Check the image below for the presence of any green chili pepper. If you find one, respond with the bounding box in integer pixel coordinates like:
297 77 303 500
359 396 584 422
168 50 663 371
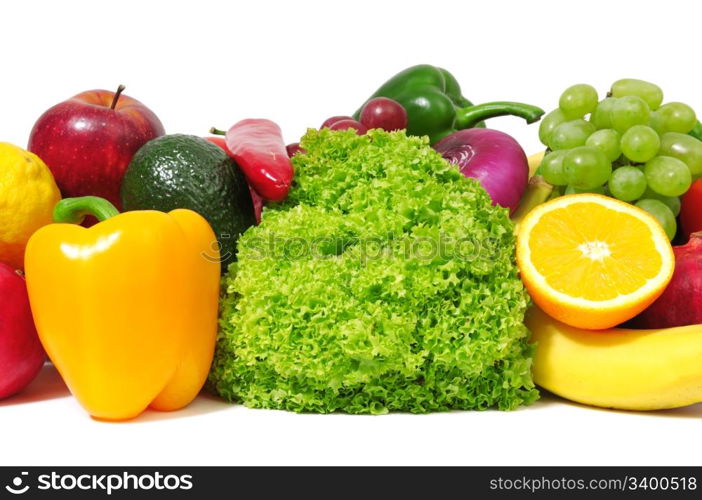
353 64 545 144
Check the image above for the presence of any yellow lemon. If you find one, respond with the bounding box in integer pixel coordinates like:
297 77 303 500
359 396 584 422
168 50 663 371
0 143 61 269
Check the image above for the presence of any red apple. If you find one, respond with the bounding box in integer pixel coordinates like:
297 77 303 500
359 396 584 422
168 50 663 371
28 85 165 210
0 262 45 400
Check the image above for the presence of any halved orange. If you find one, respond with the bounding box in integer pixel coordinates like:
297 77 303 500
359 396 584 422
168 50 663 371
516 194 674 330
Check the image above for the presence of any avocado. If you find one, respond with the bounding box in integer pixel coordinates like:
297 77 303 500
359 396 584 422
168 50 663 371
121 134 255 272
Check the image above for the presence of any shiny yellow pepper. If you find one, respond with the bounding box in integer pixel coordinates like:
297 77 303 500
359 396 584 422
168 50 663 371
25 196 221 420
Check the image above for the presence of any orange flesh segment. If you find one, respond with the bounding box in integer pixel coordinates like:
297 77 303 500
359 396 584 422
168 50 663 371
528 201 664 301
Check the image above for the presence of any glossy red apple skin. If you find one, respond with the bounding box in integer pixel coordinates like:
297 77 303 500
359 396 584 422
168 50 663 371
28 89 165 210
0 263 45 400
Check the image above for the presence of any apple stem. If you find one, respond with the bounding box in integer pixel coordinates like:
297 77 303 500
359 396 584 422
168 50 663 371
110 85 126 110
210 127 226 136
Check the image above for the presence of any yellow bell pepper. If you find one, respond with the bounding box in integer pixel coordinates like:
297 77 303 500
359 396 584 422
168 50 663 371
24 196 221 421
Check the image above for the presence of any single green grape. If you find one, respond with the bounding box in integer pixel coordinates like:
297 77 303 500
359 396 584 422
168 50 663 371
610 96 651 134
635 199 677 240
564 185 606 195
610 79 664 110
590 98 617 129
540 151 569 186
538 108 568 146
559 84 599 119
585 129 621 162
620 125 660 163
607 166 647 201
658 132 702 178
548 119 597 150
650 102 697 134
641 187 681 216
644 155 692 197
563 146 612 190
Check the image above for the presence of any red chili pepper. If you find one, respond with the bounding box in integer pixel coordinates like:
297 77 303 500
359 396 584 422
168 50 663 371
204 135 264 224
223 119 293 203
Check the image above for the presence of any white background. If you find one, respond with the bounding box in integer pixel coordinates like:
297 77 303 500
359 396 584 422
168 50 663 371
1 0 701 466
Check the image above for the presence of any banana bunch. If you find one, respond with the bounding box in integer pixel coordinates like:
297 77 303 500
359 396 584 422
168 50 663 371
527 150 545 179
511 152 552 232
526 306 702 410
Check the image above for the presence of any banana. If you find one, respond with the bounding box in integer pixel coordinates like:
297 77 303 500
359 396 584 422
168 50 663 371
525 306 702 410
527 150 545 179
510 175 553 232
511 152 552 232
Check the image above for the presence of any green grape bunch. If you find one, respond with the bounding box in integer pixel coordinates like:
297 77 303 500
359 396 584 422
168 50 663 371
538 78 702 241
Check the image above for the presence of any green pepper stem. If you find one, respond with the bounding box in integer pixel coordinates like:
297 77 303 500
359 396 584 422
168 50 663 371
53 196 120 224
210 127 226 136
455 102 545 129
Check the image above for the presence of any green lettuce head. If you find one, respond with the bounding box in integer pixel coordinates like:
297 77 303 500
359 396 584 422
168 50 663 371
209 128 538 414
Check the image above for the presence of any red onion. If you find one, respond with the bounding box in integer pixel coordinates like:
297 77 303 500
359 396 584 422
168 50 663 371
433 128 529 214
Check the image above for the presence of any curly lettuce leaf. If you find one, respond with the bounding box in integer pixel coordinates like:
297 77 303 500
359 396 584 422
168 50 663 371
209 129 538 413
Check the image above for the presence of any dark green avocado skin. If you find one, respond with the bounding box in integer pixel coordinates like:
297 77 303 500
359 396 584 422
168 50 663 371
121 134 256 272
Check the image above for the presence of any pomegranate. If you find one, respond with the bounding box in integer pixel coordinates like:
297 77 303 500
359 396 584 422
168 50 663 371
633 232 702 328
